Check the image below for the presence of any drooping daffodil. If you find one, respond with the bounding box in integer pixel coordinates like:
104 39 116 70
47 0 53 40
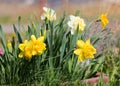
99 13 109 29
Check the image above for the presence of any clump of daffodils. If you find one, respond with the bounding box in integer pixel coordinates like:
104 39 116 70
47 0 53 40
68 15 86 35
41 7 56 22
99 13 109 29
18 35 46 60
74 39 96 62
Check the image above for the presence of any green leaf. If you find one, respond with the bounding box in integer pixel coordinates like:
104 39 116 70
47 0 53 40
13 24 22 43
35 22 41 37
60 33 67 63
0 55 5 65
68 58 72 73
18 16 21 31
0 25 9 59
0 25 7 50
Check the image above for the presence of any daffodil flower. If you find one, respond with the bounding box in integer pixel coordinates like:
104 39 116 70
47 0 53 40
74 39 96 62
7 42 12 53
41 7 56 22
18 35 46 60
99 13 109 29
7 42 12 47
68 15 86 35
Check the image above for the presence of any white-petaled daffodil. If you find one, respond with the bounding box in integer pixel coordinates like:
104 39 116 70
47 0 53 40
41 7 56 22
68 15 86 35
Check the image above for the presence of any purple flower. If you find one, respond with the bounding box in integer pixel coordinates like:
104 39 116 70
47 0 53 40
0 48 4 55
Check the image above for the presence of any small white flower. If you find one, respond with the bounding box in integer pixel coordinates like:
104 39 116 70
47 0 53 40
41 7 56 22
68 15 86 35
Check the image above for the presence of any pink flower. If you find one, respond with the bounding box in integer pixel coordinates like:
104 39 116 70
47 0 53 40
0 48 4 55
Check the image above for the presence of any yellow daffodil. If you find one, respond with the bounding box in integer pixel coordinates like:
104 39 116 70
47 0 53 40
99 13 109 29
74 39 96 62
68 15 86 35
7 42 12 47
30 35 46 55
41 7 56 22
18 35 46 60
7 42 12 53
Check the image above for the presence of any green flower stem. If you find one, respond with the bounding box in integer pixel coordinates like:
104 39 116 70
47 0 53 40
47 21 54 69
49 22 53 57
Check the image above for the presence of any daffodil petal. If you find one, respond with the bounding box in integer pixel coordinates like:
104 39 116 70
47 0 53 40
31 35 36 41
18 52 23 58
43 7 49 12
86 39 90 45
78 55 84 62
77 40 85 48
38 36 44 42
74 49 82 55
19 44 25 51
70 15 75 20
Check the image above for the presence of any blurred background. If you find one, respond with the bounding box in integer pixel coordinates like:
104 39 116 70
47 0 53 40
0 0 120 33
